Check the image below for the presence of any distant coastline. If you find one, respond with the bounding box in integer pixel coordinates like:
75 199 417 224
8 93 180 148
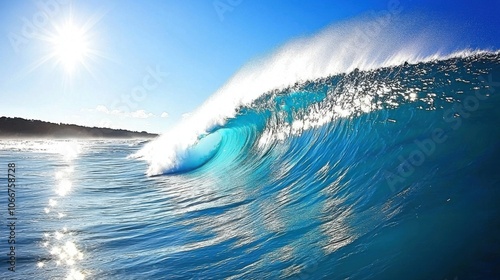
0 117 158 139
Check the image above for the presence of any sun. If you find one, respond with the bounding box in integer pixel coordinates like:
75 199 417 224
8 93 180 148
23 12 105 81
51 22 90 73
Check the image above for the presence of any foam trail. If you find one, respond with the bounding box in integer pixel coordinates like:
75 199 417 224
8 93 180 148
136 15 466 176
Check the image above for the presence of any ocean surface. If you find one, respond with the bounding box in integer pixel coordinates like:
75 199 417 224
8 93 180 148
1 52 500 279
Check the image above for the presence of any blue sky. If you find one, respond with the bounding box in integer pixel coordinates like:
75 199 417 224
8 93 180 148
0 0 499 133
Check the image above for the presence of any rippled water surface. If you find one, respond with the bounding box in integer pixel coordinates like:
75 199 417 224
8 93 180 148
1 53 500 279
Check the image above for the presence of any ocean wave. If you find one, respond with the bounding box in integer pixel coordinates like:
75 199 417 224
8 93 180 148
134 14 498 176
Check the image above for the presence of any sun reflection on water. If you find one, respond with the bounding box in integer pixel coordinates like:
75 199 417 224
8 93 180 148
56 179 73 196
38 141 87 279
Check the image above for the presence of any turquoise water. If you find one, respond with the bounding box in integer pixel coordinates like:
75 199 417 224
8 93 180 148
1 53 500 279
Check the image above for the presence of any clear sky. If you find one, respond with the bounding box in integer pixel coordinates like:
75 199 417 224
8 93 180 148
1 0 499 133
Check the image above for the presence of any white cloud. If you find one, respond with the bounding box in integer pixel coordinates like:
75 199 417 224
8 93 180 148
92 105 155 119
95 105 110 114
131 110 154 119
160 112 169 118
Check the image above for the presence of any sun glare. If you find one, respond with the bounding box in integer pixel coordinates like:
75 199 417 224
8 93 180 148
24 10 106 81
51 22 89 73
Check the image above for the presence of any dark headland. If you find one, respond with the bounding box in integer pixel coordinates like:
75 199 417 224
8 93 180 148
0 117 158 139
